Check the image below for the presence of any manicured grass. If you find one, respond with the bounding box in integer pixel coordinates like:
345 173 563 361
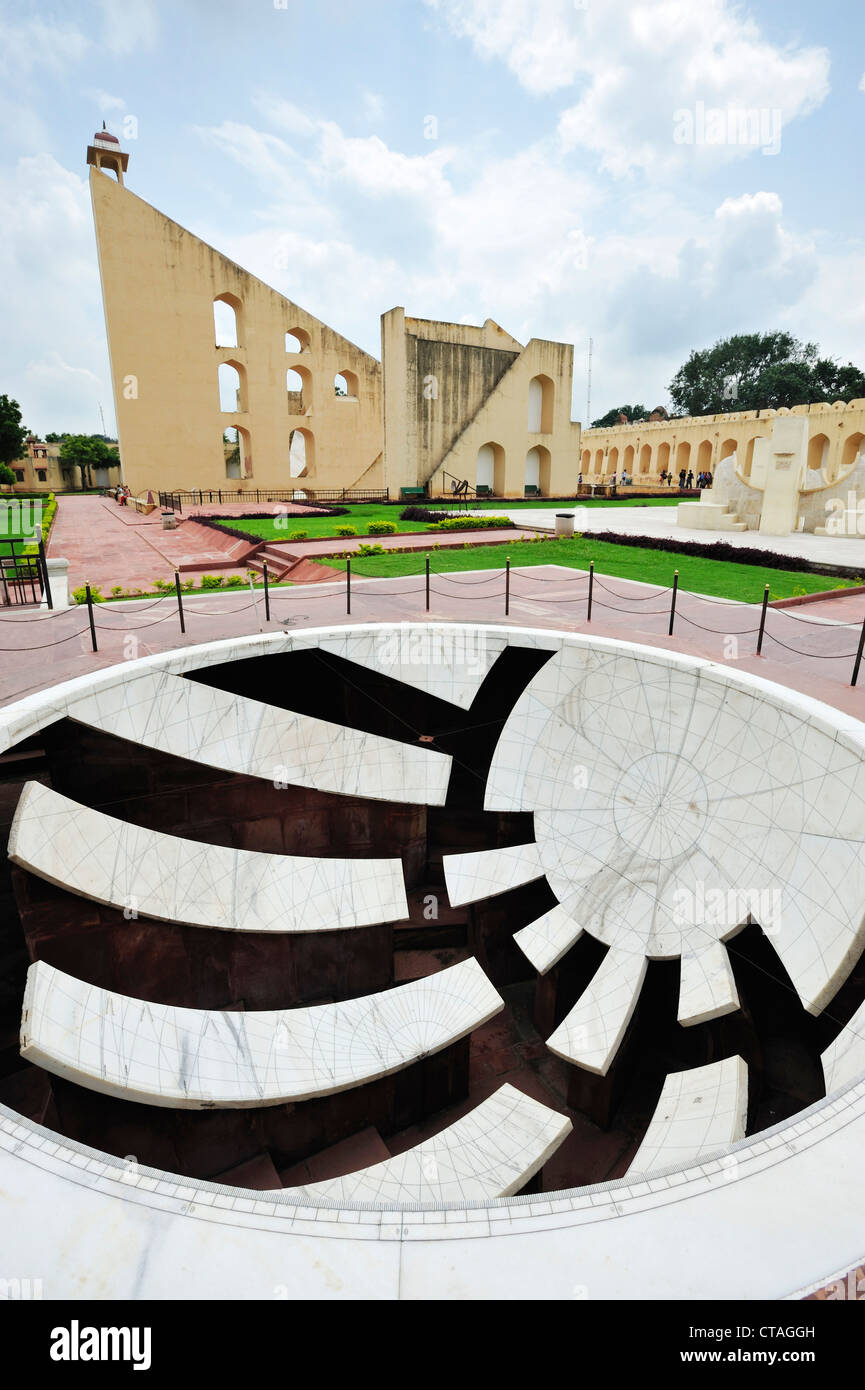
467 496 682 509
209 497 682 544
316 536 858 604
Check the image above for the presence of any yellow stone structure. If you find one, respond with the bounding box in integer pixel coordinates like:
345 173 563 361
89 134 581 499
87 130 864 512
581 401 865 495
89 131 383 499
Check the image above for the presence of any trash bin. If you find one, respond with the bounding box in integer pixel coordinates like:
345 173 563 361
161 511 177 530
555 512 575 537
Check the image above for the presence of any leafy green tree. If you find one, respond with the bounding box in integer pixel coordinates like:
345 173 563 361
669 332 865 415
59 435 116 490
591 404 648 428
0 463 16 489
0 395 28 471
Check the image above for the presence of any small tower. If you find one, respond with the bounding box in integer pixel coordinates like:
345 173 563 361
86 122 129 185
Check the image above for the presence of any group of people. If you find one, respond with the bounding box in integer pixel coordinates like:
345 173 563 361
108 483 132 505
658 468 713 490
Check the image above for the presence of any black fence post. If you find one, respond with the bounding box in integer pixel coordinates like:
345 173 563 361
174 569 185 634
425 555 430 612
346 556 351 615
38 539 53 610
587 560 594 622
505 556 510 616
263 560 270 622
668 570 679 636
85 582 98 652
852 616 865 687
756 585 770 655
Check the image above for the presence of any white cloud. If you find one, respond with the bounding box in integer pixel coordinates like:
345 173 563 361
429 0 830 176
361 89 385 124
0 154 112 434
84 89 127 115
98 0 159 56
0 15 89 73
425 0 583 94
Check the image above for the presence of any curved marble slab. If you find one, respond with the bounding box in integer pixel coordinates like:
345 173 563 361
481 639 865 1016
821 1002 865 1094
289 1084 572 1204
443 842 545 907
9 782 408 933
628 1056 749 1176
546 947 648 1075
513 904 583 975
20 958 504 1109
67 669 451 805
677 941 740 1027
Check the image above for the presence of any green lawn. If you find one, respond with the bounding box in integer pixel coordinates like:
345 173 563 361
315 536 858 604
211 496 682 544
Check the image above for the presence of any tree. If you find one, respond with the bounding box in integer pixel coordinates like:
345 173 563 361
59 435 115 490
0 463 16 489
0 395 28 471
668 332 865 416
591 404 648 428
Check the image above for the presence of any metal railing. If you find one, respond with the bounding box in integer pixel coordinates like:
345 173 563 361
0 540 51 608
157 488 390 513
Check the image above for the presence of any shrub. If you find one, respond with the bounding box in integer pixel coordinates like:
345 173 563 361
367 519 397 535
110 586 123 598
356 543 386 556
288 530 308 540
72 584 104 604
199 574 224 589
335 525 358 537
224 575 244 587
426 515 513 532
400 506 449 523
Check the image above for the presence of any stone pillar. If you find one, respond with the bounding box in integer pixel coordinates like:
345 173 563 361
42 556 69 609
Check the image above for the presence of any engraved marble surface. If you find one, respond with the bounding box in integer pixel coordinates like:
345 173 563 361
9 781 409 933
21 958 504 1108
289 1084 572 1203
628 1056 749 1175
67 668 451 805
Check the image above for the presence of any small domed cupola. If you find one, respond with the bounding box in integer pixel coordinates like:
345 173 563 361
86 122 129 184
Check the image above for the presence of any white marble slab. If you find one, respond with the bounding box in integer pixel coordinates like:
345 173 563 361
513 904 583 975
628 1056 749 1176
546 947 648 1075
289 1084 572 1204
821 1001 865 1095
295 627 508 710
67 669 451 805
9 781 408 933
678 941 740 1026
20 957 504 1108
480 638 865 1017
443 842 545 907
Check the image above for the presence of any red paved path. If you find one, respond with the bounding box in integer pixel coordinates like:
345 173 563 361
48 495 536 590
2 563 864 719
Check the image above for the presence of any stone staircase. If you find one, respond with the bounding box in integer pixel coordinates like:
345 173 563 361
676 500 748 532
245 545 298 580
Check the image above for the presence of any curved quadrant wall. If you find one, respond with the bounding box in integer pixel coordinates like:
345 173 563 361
627 1056 748 1176
66 669 452 806
9 782 410 933
289 1083 572 1204
20 958 504 1108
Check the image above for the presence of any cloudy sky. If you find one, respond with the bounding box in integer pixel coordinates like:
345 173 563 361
1 0 862 436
